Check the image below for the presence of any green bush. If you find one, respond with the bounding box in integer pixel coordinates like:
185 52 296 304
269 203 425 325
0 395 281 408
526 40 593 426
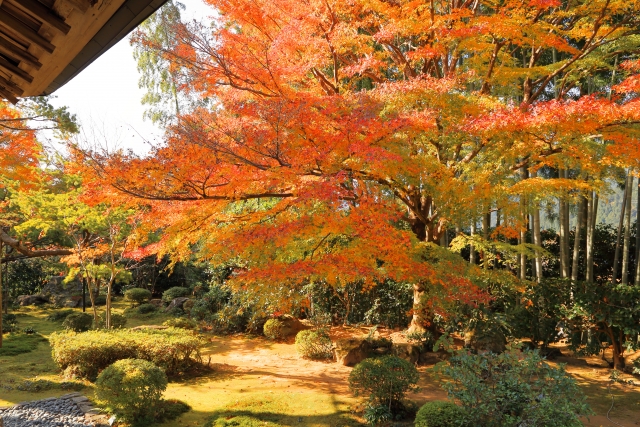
96 358 167 423
414 401 468 427
62 312 93 332
155 399 191 422
295 329 333 359
124 288 152 306
163 318 197 330
436 347 593 427
162 286 189 303
137 303 157 314
1 313 18 333
93 295 107 306
263 318 286 340
50 328 204 379
349 355 419 409
96 313 128 329
46 309 75 322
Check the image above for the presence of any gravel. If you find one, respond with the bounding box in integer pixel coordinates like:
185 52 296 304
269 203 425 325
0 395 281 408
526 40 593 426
0 396 95 427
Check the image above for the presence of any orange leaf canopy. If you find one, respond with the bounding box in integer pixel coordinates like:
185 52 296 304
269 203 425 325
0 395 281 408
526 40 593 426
80 0 640 293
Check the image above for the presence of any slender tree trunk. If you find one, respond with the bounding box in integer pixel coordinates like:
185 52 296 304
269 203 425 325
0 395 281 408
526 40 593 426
520 168 529 280
635 182 640 285
622 175 633 284
470 221 476 265
0 240 3 348
612 177 629 284
571 198 584 282
586 191 598 283
482 212 489 268
559 169 570 278
532 172 543 282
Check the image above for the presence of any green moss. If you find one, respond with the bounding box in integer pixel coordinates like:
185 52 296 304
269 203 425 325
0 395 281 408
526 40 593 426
0 333 47 356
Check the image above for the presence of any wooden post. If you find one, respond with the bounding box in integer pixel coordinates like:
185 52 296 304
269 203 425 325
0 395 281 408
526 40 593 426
0 239 3 348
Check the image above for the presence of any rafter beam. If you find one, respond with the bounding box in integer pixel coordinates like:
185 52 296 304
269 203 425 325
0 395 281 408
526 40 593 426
0 12 56 54
0 74 23 95
8 0 71 35
0 36 42 69
0 56 34 83
0 86 18 104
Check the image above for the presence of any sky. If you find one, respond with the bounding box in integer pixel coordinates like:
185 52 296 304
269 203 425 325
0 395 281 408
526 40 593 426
44 0 214 155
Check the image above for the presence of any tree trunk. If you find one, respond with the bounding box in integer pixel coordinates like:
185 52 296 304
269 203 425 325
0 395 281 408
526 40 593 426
520 207 528 281
622 174 633 284
482 212 489 268
586 191 598 283
606 325 626 370
559 170 567 278
0 240 3 348
470 221 476 265
571 197 584 282
408 282 426 334
612 177 629 284
635 182 640 285
532 180 543 282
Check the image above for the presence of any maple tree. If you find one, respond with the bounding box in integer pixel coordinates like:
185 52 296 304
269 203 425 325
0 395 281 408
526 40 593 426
80 0 640 333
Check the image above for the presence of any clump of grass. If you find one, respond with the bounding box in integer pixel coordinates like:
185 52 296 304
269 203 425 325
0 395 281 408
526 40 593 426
0 333 47 356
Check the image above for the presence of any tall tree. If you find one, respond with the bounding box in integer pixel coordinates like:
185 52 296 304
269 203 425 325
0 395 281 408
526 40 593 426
84 0 640 329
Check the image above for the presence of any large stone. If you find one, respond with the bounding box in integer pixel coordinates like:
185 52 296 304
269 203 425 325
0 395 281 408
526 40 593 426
164 297 190 312
16 294 49 306
183 298 195 314
149 298 163 307
392 343 421 364
334 338 372 366
465 329 506 354
418 351 450 365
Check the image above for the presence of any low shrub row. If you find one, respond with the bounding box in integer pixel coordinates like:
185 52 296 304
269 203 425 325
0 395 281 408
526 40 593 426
49 327 204 379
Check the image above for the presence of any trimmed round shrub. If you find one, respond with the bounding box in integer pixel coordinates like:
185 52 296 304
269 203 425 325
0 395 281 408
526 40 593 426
93 295 107 306
263 318 286 340
124 288 152 306
95 358 167 423
46 310 75 322
349 355 419 408
162 287 189 304
62 313 93 332
96 313 127 329
50 328 204 379
182 298 195 314
415 401 468 427
163 318 197 330
1 313 18 333
137 303 157 314
295 329 333 359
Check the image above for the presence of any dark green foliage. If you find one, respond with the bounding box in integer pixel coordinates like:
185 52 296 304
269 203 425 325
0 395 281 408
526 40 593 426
137 303 158 314
162 286 189 303
49 328 203 379
96 359 167 424
93 295 107 306
6 258 58 301
22 326 35 334
1 313 18 333
349 356 419 409
46 309 75 322
414 401 468 427
0 333 47 356
62 312 93 332
364 404 393 426
295 329 333 360
308 279 413 328
435 348 593 427
155 399 191 422
124 288 152 305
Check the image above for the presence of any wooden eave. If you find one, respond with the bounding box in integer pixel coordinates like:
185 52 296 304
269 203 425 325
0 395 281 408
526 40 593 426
0 0 167 104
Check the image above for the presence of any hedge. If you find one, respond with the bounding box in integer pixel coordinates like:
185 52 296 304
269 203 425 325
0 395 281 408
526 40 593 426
50 327 204 379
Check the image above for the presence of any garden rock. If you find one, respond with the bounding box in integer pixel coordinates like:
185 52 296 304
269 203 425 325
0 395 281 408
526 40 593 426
464 329 506 354
182 299 195 314
419 351 450 365
16 295 49 306
393 343 421 364
334 338 371 366
274 315 306 338
164 297 189 312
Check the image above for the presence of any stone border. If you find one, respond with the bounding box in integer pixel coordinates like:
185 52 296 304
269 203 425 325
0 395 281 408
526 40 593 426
0 393 110 427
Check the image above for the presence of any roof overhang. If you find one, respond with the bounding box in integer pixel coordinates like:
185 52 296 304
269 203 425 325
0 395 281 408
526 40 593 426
0 0 168 103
